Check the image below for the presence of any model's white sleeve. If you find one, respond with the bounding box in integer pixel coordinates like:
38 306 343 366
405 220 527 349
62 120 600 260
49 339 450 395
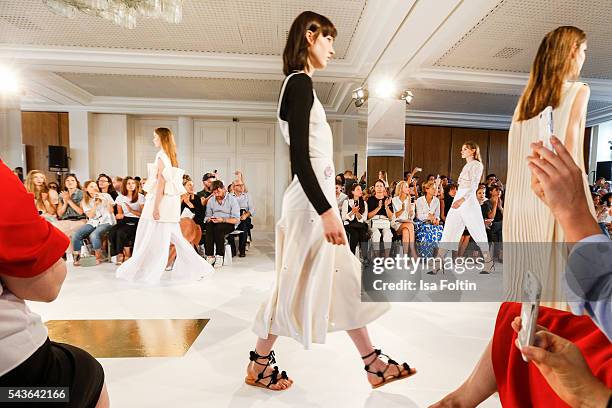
468 162 483 195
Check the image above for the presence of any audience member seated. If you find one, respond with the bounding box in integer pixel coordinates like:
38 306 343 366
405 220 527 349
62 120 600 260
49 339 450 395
204 180 240 267
0 161 109 407
109 177 145 265
72 180 116 265
367 179 393 256
377 170 389 187
112 176 123 192
484 184 504 260
96 173 118 201
591 176 606 193
341 183 369 255
432 137 612 408
48 181 59 193
197 172 216 206
25 170 58 222
335 179 348 209
181 178 206 237
230 178 254 257
415 181 444 257
55 174 87 256
594 194 611 239
485 173 504 192
441 183 458 224
391 181 417 257
167 178 204 269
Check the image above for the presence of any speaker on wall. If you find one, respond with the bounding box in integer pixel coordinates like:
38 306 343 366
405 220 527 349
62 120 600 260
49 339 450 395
596 161 611 181
48 145 69 172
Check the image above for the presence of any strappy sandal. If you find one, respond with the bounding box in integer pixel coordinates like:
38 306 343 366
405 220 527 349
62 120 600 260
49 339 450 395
480 257 495 274
245 350 291 391
362 348 416 389
73 253 81 267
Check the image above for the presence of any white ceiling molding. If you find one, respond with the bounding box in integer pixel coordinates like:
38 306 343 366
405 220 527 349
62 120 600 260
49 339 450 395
406 110 511 130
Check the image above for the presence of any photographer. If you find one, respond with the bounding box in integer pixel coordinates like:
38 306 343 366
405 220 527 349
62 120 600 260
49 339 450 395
0 160 109 407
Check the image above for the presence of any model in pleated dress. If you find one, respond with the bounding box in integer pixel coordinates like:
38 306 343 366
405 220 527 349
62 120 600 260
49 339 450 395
246 11 416 391
116 128 214 284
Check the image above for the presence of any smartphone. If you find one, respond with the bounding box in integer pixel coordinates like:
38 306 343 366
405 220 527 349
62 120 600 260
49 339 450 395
538 106 554 151
518 270 542 362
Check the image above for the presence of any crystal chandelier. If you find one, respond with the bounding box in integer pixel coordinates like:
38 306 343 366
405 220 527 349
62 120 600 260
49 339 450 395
43 0 183 29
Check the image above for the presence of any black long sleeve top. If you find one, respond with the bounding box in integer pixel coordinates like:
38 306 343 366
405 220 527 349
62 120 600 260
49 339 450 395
279 73 332 215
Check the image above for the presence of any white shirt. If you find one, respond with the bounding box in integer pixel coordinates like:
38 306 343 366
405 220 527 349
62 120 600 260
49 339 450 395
341 199 368 225
416 195 441 222
0 284 48 376
82 192 116 226
336 192 348 208
392 196 415 221
115 193 145 218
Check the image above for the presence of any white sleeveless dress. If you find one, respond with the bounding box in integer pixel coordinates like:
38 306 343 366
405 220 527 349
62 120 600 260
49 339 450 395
252 73 389 349
503 81 594 303
116 150 215 283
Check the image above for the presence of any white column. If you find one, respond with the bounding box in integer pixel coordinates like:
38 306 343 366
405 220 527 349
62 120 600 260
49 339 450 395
91 113 128 177
0 95 24 170
331 119 344 172
69 110 93 181
274 124 290 224
177 116 194 176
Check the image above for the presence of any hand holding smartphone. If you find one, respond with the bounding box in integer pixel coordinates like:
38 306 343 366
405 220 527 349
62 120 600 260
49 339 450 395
518 270 542 362
538 106 554 151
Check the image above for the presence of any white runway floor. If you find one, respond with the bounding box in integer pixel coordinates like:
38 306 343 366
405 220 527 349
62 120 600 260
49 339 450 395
30 233 502 408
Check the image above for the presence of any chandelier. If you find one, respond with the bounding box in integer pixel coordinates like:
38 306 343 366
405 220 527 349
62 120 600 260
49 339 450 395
43 0 183 29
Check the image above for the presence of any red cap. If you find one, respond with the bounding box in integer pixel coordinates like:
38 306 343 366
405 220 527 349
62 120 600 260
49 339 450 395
0 161 69 278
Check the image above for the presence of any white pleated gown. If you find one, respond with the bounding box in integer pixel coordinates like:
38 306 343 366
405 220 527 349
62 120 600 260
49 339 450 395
253 73 389 349
503 81 593 303
116 150 215 284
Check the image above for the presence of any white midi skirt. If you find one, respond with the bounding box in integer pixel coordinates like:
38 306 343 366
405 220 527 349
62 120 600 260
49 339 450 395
253 173 389 349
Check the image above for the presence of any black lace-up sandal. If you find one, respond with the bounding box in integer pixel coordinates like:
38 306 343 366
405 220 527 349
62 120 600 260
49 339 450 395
245 350 291 391
362 348 416 389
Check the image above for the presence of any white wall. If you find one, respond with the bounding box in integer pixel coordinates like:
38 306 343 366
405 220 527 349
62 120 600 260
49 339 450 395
596 121 612 163
91 113 129 178
0 96 24 169
69 110 94 182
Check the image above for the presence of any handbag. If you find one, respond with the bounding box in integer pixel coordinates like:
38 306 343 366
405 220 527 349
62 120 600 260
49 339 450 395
371 216 390 230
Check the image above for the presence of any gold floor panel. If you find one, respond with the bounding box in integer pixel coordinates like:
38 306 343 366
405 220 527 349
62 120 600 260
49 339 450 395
45 319 209 358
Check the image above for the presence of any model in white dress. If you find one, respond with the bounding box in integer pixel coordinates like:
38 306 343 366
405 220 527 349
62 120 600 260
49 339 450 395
116 149 214 283
435 146 493 274
253 72 389 346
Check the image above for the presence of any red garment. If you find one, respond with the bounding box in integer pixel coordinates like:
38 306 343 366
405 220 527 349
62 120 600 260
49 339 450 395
493 302 612 407
0 161 69 278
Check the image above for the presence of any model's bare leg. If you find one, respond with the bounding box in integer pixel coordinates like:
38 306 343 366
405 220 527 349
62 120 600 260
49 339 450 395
429 340 497 408
246 334 293 390
347 327 416 386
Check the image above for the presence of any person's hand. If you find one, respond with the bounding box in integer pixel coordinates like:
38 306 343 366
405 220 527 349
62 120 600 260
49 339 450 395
153 208 160 220
412 167 422 174
451 198 464 209
377 199 383 210
60 191 69 201
240 214 247 221
41 192 49 201
511 317 612 408
351 206 360 215
385 198 392 207
321 209 346 245
527 136 588 220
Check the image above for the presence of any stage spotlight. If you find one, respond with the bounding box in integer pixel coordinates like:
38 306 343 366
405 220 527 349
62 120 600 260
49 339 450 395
351 86 368 108
0 66 19 94
400 90 414 105
375 80 395 98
